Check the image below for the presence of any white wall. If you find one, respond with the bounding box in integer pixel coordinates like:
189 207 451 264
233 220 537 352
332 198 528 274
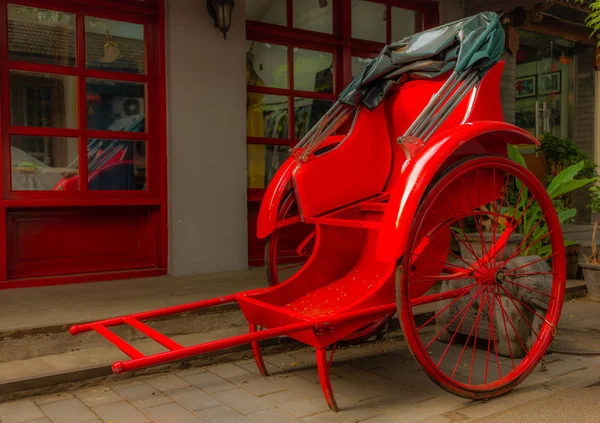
166 0 248 276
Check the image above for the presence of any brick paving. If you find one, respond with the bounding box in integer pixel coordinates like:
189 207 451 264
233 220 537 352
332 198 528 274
2 332 600 423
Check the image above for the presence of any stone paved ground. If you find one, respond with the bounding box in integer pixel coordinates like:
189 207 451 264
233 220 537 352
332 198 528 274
2 330 600 423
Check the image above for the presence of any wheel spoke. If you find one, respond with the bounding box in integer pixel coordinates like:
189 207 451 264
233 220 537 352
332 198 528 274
503 278 553 299
494 288 529 357
469 286 493 384
433 284 486 361
494 285 516 370
412 253 474 273
505 255 554 274
460 176 489 260
417 283 478 331
497 284 550 324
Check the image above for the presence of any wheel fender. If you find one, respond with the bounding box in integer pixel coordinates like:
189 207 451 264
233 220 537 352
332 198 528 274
256 157 297 239
376 121 539 263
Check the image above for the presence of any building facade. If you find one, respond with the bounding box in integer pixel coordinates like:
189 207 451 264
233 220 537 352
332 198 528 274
0 0 596 289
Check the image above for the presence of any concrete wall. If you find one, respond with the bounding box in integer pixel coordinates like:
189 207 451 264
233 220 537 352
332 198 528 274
166 0 248 276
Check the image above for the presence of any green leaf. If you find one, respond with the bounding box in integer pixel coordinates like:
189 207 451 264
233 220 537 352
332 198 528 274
557 208 577 224
547 161 597 199
508 144 527 168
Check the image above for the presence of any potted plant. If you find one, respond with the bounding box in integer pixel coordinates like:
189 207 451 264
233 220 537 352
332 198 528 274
581 185 600 300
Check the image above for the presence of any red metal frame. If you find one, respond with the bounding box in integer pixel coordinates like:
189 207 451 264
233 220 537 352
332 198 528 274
246 0 440 266
0 0 168 287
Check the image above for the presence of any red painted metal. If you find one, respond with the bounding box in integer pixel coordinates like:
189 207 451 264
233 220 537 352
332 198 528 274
399 157 566 398
246 0 440 264
317 348 339 412
249 323 269 376
0 0 168 286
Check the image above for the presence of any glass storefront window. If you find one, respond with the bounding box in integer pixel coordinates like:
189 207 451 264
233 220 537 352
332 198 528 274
246 0 287 26
352 1 386 43
295 97 334 139
86 79 146 131
11 136 78 191
8 4 76 67
9 71 78 129
392 7 417 42
352 56 372 79
87 139 147 190
294 0 333 34
294 48 334 92
515 32 575 140
247 42 288 90
247 94 289 139
85 16 145 74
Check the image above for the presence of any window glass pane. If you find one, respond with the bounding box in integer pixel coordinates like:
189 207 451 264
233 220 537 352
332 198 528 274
247 145 289 189
352 1 386 43
85 16 145 74
293 0 333 34
86 79 146 131
293 48 334 92
246 0 286 26
8 4 76 66
247 42 288 90
248 94 288 139
87 139 147 190
392 7 417 42
10 71 78 128
11 136 78 191
352 56 372 79
294 98 334 139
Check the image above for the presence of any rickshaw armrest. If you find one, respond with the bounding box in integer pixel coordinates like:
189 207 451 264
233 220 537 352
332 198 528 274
376 121 539 263
256 158 297 239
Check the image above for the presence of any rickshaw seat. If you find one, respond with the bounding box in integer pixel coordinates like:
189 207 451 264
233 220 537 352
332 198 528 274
293 104 392 218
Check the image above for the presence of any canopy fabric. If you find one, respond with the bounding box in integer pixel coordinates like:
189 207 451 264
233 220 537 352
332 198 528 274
339 12 505 110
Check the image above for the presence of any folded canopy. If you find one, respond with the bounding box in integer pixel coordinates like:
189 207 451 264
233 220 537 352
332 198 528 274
339 12 505 110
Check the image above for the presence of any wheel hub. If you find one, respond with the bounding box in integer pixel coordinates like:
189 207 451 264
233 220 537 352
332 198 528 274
494 269 506 285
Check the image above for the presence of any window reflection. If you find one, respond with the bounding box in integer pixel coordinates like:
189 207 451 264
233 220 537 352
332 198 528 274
247 42 288 90
11 136 78 191
293 48 334 92
247 94 288 139
86 79 145 131
8 4 76 66
294 0 333 34
10 71 78 128
247 145 289 189
246 0 286 26
392 7 417 42
295 98 334 139
352 1 386 43
85 16 145 74
352 56 372 79
87 139 147 191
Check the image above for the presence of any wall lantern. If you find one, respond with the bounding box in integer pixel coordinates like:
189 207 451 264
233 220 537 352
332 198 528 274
207 0 235 40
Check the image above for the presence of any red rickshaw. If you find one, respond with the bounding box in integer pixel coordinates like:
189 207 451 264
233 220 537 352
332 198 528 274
71 12 566 412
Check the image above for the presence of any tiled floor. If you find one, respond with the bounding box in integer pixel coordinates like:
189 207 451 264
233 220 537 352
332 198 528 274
2 332 599 423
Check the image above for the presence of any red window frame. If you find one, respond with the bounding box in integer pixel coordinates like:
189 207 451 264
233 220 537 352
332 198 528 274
0 0 168 284
246 0 439 202
0 0 164 205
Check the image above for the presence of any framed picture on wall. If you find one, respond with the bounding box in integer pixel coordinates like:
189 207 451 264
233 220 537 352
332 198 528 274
538 71 561 95
516 75 537 99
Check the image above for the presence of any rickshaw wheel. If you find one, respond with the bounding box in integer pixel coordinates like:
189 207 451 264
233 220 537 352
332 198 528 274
399 156 566 399
266 190 389 344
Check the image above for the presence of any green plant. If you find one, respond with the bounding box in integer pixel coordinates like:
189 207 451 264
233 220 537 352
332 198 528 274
588 185 600 264
538 133 597 180
574 1 600 47
506 145 597 257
